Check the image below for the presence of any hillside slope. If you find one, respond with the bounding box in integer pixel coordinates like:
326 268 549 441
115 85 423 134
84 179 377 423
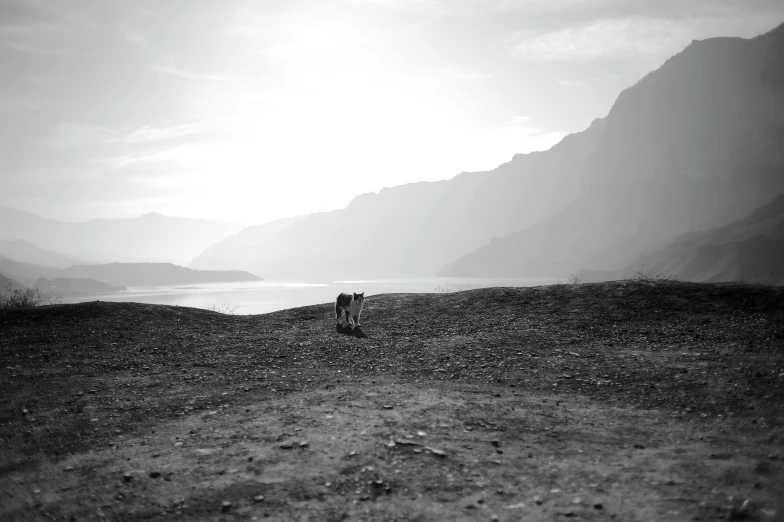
625 194 784 282
190 214 309 271
0 239 84 268
0 273 23 291
58 262 262 287
0 208 243 266
0 257 261 288
445 23 784 278
1 282 782 520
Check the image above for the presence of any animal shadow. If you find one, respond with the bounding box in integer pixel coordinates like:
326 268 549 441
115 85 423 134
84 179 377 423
335 323 368 338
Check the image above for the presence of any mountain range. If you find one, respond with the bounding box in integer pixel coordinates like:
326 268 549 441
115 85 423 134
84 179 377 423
0 256 261 289
0 239 85 268
0 208 243 267
191 23 784 281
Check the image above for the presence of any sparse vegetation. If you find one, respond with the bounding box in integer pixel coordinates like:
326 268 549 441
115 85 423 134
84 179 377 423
0 285 43 309
0 285 62 309
206 303 240 314
433 281 466 293
743 274 784 287
567 272 584 285
626 265 675 282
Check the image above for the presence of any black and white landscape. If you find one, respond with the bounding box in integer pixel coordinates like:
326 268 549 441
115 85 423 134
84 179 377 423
1 2 783 521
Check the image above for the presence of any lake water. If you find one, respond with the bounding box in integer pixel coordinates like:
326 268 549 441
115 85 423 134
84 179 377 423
59 277 561 315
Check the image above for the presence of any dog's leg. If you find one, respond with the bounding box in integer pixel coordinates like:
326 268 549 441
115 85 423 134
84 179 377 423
345 309 351 326
335 304 341 325
356 309 362 327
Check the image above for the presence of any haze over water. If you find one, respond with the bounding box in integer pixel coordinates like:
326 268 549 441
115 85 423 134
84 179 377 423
58 277 559 315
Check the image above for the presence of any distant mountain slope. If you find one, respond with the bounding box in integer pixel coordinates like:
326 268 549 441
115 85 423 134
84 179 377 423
34 278 125 297
0 273 24 291
0 208 243 266
445 23 784 278
195 118 605 278
58 263 262 287
190 214 309 271
0 239 84 268
0 256 261 288
625 195 784 282
0 256 57 285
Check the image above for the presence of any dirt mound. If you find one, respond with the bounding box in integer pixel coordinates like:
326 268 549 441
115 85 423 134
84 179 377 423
1 282 783 520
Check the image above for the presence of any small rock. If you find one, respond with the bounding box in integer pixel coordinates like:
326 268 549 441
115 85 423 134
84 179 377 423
279 442 294 449
594 503 603 510
152 453 161 458
253 495 264 502
417 430 427 437
63 466 75 472
221 501 232 512
174 442 183 447
491 515 499 521
149 471 161 479
426 447 447 457
299 441 309 448
123 472 133 482
533 496 543 505
633 444 645 449
491 440 501 447
382 405 393 409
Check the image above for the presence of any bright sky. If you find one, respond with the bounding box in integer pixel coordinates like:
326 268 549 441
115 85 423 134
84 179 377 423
1 0 782 224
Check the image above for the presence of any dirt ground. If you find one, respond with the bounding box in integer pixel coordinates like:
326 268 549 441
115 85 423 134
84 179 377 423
1 281 783 521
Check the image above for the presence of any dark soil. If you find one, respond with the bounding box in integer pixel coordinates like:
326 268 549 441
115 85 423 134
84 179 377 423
1 281 783 521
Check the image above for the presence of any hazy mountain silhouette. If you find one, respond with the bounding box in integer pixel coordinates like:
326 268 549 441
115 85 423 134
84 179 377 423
57 263 261 287
0 239 85 268
194 118 605 277
444 23 784 278
0 273 24 292
0 256 57 285
34 277 126 297
196 24 783 280
190 214 310 271
619 194 784 282
0 256 260 289
0 208 243 266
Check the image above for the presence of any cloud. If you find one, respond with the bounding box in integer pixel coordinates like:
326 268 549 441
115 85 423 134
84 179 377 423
51 121 208 148
513 16 690 62
152 65 233 83
121 122 207 144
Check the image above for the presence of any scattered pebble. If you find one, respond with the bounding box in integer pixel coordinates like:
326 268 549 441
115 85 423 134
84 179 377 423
426 447 447 457
221 501 232 512
253 495 264 502
123 472 133 482
149 471 161 479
